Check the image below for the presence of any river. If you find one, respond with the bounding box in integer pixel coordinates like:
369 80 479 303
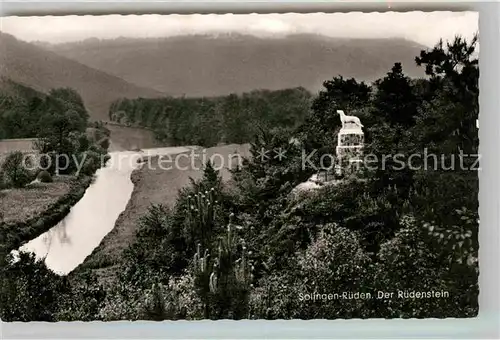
18 147 191 275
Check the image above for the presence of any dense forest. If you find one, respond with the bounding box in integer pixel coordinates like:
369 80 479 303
0 78 47 140
0 83 110 175
108 87 313 147
0 79 106 145
0 35 478 320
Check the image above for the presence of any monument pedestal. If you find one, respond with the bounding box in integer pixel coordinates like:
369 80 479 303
297 110 365 190
336 121 364 175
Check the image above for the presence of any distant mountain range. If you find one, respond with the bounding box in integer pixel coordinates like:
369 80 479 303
0 33 163 121
1 32 427 121
48 34 426 97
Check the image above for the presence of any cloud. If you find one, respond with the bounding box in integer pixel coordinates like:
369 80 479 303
249 18 295 35
1 12 478 47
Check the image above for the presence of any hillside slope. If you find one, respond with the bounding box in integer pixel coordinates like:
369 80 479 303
0 33 164 121
0 76 45 101
49 34 426 96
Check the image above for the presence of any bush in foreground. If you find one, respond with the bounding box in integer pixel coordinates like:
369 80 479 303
1 151 33 188
37 170 53 183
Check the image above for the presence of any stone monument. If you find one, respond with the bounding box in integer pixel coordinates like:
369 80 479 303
335 110 364 173
290 109 365 194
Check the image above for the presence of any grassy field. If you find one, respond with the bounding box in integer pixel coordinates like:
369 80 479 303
0 139 37 166
0 138 36 154
0 176 73 225
74 143 251 283
0 175 93 255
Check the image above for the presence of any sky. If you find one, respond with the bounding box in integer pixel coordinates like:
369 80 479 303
1 12 478 47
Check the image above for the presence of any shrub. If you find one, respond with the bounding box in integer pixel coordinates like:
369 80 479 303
0 169 7 190
37 170 53 183
1 152 33 188
249 272 302 320
0 251 64 321
55 273 106 321
98 283 146 321
296 223 372 319
373 214 478 318
80 157 97 177
98 138 110 151
78 151 107 177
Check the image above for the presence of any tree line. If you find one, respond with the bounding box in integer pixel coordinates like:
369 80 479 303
0 87 110 188
109 87 313 147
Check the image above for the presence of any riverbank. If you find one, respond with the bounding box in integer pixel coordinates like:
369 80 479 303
73 143 251 283
0 175 93 255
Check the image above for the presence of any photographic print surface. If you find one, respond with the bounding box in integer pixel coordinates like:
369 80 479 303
0 11 479 321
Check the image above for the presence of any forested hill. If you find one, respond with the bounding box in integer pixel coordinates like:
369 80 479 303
0 32 164 121
109 87 313 147
0 77 45 101
48 34 426 96
0 78 45 139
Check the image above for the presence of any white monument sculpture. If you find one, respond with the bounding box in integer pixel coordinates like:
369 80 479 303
336 110 364 171
290 109 366 196
338 110 363 129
